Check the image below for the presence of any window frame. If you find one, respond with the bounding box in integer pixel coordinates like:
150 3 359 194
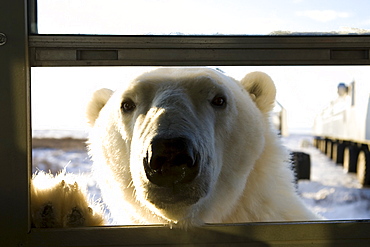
1 0 370 246
29 35 370 66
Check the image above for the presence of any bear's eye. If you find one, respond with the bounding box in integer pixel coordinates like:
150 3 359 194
211 95 227 108
121 99 136 113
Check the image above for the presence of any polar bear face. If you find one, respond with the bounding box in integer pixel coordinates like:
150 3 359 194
87 68 276 226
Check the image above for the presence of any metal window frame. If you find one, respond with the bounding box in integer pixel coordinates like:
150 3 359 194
1 0 370 246
29 35 370 66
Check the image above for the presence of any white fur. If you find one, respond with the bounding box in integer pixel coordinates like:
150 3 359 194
86 88 113 126
86 68 319 226
31 68 319 228
31 171 105 227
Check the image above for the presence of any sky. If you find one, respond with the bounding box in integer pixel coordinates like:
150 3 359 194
37 0 370 35
32 0 370 134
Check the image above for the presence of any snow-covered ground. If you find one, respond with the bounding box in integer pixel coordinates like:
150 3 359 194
32 131 370 222
283 134 370 220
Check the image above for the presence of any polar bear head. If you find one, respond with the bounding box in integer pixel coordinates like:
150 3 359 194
86 68 276 226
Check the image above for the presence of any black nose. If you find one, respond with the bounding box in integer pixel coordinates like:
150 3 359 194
144 137 199 187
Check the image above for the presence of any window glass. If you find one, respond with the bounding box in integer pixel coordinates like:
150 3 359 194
31 66 370 225
37 0 370 35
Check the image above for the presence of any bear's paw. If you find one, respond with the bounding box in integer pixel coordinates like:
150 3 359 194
31 172 105 228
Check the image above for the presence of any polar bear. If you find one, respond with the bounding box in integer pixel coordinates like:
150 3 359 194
31 68 318 227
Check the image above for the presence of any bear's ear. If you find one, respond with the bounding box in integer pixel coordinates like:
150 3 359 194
240 72 276 113
86 88 113 126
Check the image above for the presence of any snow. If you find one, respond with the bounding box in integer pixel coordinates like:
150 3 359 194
32 131 370 222
33 129 88 139
283 134 370 220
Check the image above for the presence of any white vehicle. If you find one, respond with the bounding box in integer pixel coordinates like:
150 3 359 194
313 78 370 185
272 101 289 137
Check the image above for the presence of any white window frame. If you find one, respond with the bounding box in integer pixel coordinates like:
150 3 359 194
1 0 370 246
